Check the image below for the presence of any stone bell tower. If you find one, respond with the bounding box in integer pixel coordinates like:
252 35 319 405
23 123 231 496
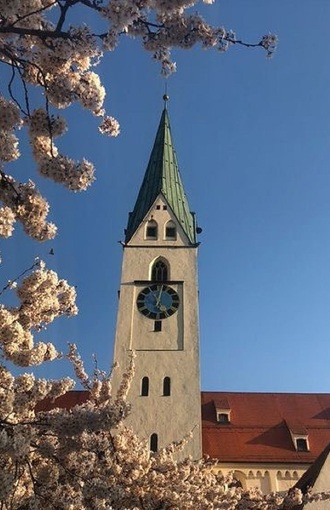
112 98 202 459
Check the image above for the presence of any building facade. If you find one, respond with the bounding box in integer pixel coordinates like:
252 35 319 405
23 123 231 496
202 391 330 492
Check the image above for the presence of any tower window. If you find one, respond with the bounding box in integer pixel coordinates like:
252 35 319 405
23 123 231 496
166 227 176 238
151 258 169 282
154 321 162 332
163 205 167 210
156 205 161 210
165 221 176 240
163 377 171 396
141 376 149 397
150 433 158 452
146 220 158 240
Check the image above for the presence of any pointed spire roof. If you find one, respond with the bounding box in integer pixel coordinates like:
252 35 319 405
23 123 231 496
125 107 196 244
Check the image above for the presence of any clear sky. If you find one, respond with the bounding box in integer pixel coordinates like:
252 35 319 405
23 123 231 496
3 1 330 393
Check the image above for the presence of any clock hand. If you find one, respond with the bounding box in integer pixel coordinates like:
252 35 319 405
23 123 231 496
155 285 163 308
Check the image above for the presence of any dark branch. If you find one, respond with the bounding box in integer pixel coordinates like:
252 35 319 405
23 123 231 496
0 25 71 39
10 1 58 28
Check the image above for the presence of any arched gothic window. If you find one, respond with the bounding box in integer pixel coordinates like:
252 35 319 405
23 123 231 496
151 258 169 282
141 377 149 397
163 377 171 396
150 433 158 452
145 220 158 240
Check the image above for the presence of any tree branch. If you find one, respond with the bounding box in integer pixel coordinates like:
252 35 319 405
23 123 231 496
10 1 58 28
0 25 71 39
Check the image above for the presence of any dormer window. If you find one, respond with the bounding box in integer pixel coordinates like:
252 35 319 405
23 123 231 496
286 421 309 452
213 398 231 424
217 412 230 424
146 220 158 240
165 221 176 240
296 438 309 452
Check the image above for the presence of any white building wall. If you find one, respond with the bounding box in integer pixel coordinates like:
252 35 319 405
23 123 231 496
213 463 310 493
112 196 202 460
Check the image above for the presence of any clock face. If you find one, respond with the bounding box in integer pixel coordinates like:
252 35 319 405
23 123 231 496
136 284 180 320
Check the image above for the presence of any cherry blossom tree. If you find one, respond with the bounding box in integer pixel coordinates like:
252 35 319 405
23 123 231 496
0 260 329 508
3 2 327 509
0 263 328 508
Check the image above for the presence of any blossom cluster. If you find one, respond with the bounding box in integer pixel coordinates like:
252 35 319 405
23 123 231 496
0 171 57 240
0 261 77 366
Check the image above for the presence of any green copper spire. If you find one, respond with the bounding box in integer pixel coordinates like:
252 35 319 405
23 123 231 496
125 107 196 244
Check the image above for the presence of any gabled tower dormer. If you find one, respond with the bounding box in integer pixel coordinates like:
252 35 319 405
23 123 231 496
112 99 202 459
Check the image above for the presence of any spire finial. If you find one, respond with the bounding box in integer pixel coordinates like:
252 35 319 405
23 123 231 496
163 80 169 108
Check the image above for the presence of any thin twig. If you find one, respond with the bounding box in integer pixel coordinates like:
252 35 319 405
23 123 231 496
0 259 41 296
10 1 58 28
7 61 26 115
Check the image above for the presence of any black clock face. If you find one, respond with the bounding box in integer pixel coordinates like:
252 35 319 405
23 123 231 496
136 284 180 320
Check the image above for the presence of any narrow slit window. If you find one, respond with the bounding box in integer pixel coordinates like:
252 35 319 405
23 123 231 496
154 321 162 332
150 433 158 452
141 376 149 397
163 377 171 396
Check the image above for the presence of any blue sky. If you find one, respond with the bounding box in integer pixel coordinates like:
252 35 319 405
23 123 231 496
3 1 330 392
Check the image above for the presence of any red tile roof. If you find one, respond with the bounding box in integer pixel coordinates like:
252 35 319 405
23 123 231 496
35 390 90 412
37 390 330 466
202 392 330 464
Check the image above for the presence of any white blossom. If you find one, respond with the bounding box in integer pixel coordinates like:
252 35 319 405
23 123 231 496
99 116 121 137
0 207 16 237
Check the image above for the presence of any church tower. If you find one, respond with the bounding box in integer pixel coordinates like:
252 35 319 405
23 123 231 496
112 100 202 459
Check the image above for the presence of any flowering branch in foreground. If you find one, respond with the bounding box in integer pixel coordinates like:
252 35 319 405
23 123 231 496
0 259 77 366
0 0 277 241
0 261 329 509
